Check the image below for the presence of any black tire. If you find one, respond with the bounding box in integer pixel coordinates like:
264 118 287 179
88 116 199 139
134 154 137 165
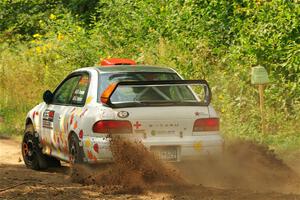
22 124 48 170
22 123 61 170
45 155 61 167
69 133 84 164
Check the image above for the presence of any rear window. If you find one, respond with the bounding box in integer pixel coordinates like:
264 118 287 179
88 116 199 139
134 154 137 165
98 72 202 106
99 72 181 94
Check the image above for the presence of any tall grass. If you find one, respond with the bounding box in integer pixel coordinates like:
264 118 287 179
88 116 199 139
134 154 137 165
1 37 299 152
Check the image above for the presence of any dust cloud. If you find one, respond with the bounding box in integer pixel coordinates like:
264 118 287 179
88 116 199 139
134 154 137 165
177 140 300 193
70 136 186 194
70 138 300 195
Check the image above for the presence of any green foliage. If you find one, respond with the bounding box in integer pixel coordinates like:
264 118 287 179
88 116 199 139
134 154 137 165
61 0 99 25
0 0 299 152
0 0 63 41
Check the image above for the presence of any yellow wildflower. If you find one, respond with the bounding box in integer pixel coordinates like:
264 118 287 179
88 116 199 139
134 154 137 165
55 54 61 59
77 26 82 32
36 46 42 54
57 32 64 41
33 33 41 38
49 14 56 20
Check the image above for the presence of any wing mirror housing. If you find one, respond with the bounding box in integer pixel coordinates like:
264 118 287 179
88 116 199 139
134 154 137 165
43 90 54 104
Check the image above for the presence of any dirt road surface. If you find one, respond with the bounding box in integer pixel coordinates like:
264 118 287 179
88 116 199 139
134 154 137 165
1 138 300 200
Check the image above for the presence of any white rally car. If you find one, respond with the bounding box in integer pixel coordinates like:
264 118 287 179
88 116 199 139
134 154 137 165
22 58 223 170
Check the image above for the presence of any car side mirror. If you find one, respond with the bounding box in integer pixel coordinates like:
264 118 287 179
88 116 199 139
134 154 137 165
43 90 54 104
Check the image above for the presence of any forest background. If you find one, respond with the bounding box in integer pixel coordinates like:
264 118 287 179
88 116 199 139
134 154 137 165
0 0 299 155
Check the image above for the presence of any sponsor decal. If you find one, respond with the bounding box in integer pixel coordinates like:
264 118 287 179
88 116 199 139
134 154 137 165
87 150 97 161
87 150 93 159
86 96 93 104
155 130 176 135
70 113 74 125
76 108 82 115
79 130 84 139
148 123 179 127
135 129 146 134
85 139 91 148
193 141 202 152
133 121 142 129
42 110 55 129
117 111 129 118
74 89 85 95
79 76 89 85
80 108 88 118
43 120 52 129
73 121 78 129
93 143 99 153
72 96 83 102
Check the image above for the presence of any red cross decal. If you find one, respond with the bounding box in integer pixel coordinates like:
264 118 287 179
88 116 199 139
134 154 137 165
133 121 142 129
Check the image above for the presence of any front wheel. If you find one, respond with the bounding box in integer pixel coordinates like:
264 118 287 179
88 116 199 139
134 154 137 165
22 124 61 170
22 125 47 170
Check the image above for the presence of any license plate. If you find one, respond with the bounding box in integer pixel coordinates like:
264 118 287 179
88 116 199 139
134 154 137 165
150 146 178 161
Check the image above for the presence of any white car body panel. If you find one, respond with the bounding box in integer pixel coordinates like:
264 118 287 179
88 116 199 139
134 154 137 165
25 66 223 163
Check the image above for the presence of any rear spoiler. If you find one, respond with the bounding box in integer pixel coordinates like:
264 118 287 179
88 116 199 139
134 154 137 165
100 80 212 107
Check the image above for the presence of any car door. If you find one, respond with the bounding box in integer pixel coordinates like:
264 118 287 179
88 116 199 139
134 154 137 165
41 72 90 158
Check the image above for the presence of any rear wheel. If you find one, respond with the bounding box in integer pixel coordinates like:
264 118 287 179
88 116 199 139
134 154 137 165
69 133 84 164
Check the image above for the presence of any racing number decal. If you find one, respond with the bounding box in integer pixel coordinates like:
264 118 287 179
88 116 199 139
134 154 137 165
42 110 55 129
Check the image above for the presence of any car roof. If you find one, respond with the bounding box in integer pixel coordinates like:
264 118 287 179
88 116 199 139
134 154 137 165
95 65 176 73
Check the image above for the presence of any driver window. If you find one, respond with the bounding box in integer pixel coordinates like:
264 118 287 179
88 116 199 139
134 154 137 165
52 76 81 105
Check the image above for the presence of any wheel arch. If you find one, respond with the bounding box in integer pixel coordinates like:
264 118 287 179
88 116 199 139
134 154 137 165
25 118 33 129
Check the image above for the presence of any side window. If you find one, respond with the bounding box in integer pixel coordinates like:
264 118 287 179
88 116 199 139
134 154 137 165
70 74 90 105
52 76 81 105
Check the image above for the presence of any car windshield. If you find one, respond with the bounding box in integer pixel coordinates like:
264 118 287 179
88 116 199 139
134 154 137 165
99 72 202 105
